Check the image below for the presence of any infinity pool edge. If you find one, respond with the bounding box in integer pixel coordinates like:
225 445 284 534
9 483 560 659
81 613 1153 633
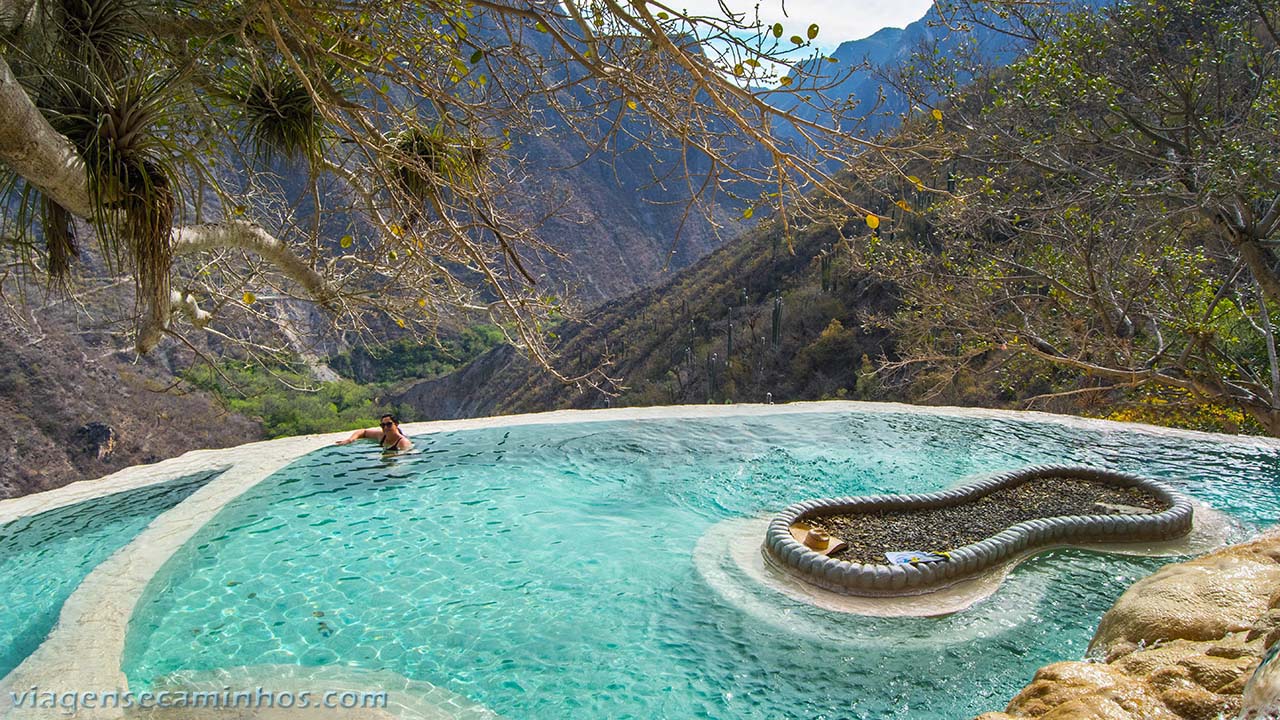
0 402 1272 719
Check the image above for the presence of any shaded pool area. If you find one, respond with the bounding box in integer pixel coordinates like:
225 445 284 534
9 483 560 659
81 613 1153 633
0 471 218 678
118 411 1280 719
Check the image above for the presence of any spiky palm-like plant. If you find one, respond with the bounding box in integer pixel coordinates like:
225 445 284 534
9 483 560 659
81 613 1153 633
53 0 142 69
388 123 486 201
0 0 147 279
34 65 181 347
40 195 76 283
223 61 327 164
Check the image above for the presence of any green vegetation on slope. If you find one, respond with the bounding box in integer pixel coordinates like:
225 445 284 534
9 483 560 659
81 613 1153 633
328 326 505 384
184 364 384 439
187 326 504 438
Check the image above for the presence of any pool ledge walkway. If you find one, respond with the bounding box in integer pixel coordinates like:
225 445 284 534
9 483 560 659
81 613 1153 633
0 433 332 719
1 401 1277 719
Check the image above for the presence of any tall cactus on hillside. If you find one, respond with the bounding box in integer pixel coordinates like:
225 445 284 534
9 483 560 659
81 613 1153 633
771 294 783 349
707 352 719 401
726 305 734 362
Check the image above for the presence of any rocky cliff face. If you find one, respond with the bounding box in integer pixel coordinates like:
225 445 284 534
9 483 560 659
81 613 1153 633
392 344 527 421
390 212 900 421
0 308 261 499
769 1 1034 151
502 128 740 304
976 531 1280 719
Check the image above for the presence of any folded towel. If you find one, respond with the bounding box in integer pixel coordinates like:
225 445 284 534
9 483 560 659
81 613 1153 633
885 550 949 565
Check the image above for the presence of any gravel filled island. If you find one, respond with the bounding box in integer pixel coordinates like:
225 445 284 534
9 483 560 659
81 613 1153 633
805 477 1170 565
763 465 1195 597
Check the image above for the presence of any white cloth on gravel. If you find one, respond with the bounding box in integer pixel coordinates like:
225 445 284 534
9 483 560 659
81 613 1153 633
885 550 948 565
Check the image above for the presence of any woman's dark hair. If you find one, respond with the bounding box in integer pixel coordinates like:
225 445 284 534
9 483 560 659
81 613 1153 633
380 413 398 424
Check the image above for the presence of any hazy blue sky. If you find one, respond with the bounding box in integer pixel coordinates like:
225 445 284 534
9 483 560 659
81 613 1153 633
673 0 934 49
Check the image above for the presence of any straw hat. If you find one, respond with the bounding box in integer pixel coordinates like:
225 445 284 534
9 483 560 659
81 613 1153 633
804 529 831 550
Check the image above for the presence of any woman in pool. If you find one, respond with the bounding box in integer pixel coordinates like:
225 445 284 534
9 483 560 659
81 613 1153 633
336 413 413 451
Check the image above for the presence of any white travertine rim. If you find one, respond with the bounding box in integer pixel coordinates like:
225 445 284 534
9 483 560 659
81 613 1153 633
0 400 1276 718
3 399 1277 524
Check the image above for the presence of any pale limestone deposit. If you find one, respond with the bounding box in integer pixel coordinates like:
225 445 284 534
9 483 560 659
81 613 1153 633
3 402 1278 719
976 530 1280 720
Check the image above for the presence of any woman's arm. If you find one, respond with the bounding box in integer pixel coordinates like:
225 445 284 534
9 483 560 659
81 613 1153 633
335 427 378 445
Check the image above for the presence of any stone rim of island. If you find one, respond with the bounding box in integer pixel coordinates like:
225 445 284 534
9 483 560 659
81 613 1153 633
763 465 1196 597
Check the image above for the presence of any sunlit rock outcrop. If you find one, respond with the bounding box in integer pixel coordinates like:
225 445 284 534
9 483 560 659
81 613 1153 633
976 530 1280 720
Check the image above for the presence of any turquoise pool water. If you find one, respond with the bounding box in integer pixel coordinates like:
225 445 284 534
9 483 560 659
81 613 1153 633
123 412 1280 718
0 471 216 679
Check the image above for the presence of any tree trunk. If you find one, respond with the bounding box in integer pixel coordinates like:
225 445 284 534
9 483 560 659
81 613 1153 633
0 55 94 218
1245 405 1280 437
1237 238 1280 310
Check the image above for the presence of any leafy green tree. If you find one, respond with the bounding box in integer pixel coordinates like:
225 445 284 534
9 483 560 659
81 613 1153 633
866 0 1280 433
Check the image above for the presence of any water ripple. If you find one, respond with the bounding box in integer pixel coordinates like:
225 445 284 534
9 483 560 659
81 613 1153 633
121 412 1280 719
